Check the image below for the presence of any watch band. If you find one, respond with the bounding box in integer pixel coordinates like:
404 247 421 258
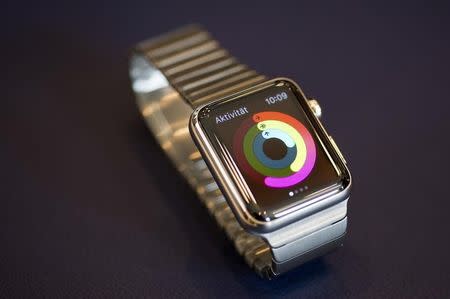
130 25 347 278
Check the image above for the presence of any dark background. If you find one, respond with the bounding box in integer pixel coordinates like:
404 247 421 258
2 1 450 298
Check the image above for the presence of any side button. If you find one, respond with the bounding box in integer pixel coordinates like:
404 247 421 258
329 136 347 165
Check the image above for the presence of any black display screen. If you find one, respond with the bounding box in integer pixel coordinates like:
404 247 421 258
198 80 348 218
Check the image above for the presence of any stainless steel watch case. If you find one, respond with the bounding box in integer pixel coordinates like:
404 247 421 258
189 77 352 235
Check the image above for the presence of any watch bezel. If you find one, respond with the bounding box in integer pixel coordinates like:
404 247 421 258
189 77 351 234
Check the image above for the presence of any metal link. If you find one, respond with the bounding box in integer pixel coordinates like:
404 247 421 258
164 50 230 77
171 57 238 85
155 40 220 69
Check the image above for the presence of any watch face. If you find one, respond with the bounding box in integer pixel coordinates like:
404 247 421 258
196 79 349 219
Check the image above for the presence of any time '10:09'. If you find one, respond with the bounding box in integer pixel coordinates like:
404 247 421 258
265 92 288 104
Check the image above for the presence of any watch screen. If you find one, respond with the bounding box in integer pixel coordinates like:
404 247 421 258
198 80 347 217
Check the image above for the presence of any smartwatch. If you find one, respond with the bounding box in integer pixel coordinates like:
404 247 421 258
129 25 352 279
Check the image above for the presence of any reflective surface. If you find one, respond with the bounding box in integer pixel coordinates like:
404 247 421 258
198 80 350 217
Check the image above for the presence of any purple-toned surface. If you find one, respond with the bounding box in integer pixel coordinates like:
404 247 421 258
2 1 450 298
